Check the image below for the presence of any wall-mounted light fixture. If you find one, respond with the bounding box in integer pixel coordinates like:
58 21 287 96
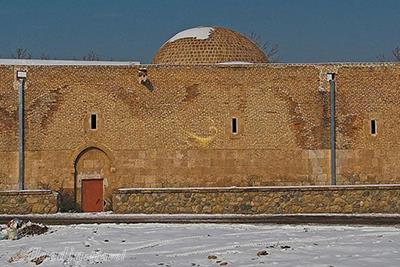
17 70 27 79
327 73 335 81
138 67 154 91
138 67 148 85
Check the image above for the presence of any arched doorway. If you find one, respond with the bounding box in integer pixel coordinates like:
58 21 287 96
74 147 111 212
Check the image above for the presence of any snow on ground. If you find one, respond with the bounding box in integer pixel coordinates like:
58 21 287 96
1 223 400 266
166 27 214 43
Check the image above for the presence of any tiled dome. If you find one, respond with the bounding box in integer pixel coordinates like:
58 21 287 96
152 26 267 64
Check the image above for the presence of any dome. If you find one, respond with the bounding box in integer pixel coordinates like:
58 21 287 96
152 26 267 64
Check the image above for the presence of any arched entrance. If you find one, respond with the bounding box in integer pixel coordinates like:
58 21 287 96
74 147 111 212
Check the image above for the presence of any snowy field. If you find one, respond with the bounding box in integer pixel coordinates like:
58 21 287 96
1 223 400 266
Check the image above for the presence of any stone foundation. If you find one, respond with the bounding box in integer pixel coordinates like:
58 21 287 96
113 185 400 214
0 190 59 214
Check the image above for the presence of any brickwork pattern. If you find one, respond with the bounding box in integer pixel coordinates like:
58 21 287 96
113 185 400 214
1 63 400 208
152 27 267 64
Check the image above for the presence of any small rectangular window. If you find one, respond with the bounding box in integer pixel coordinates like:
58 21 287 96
232 117 238 134
370 119 376 135
90 114 97 130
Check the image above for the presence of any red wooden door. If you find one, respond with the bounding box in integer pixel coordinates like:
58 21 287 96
82 179 103 212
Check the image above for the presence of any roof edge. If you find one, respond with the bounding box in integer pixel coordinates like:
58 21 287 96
142 61 400 68
0 58 140 66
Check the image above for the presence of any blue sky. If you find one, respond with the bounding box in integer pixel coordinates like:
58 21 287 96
0 0 399 63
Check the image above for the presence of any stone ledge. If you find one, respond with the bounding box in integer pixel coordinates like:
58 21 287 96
2 213 400 225
115 184 400 194
0 190 55 196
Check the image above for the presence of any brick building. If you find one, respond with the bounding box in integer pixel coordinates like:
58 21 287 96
1 26 399 211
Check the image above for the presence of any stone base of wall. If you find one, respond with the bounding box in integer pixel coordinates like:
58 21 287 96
112 185 400 214
0 190 59 214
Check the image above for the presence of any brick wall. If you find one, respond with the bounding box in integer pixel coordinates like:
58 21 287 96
113 185 400 214
0 190 59 214
1 63 400 209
